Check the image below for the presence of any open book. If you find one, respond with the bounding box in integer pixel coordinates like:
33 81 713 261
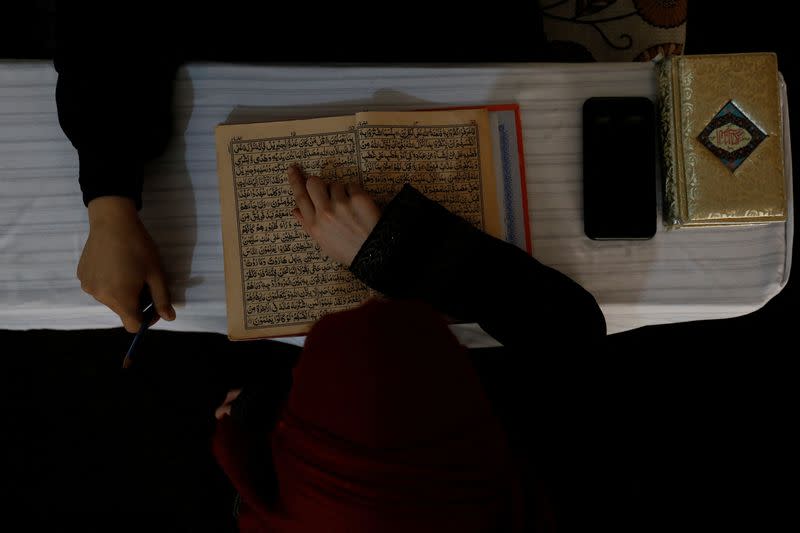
216 106 529 339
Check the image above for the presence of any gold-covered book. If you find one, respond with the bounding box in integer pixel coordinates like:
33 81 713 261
658 53 786 227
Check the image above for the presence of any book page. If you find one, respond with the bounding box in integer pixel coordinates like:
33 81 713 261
216 116 369 339
355 110 502 238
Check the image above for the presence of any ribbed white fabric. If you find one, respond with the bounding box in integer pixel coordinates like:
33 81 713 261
0 62 792 347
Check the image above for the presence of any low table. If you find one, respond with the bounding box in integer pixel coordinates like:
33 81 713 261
0 62 792 346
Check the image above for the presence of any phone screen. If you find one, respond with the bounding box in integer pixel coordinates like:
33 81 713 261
582 97 656 240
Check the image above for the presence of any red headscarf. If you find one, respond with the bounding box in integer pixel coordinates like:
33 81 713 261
214 299 520 532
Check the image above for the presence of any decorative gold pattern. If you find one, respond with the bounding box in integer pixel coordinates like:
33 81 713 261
658 54 786 227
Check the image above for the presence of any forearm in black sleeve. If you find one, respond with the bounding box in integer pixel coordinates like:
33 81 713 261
54 1 180 209
350 185 606 350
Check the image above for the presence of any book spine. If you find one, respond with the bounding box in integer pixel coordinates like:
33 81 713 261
675 57 697 226
657 58 684 227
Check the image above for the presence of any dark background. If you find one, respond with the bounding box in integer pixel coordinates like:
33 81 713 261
1 2 796 531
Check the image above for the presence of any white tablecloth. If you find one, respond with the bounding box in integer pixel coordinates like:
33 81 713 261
0 62 793 346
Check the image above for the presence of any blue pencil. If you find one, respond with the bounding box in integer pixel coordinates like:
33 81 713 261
122 300 158 369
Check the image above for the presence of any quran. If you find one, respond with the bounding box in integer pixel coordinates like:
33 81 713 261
216 106 529 339
658 53 787 228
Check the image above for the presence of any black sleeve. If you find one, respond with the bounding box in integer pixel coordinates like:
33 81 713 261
54 2 181 209
350 185 606 350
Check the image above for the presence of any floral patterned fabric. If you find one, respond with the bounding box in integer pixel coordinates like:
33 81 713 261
541 0 687 62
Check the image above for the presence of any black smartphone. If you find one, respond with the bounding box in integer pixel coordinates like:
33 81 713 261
582 97 656 240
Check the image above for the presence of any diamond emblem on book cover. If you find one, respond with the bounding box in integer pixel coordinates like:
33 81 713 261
697 100 767 172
